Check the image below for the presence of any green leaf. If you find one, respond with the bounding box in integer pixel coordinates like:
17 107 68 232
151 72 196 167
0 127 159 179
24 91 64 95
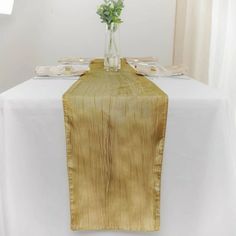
97 0 124 26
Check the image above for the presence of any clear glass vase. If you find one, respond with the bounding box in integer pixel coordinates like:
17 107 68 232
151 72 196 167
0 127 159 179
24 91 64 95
104 23 121 72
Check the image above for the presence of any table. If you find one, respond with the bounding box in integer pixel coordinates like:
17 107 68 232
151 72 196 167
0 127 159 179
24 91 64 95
1 77 236 236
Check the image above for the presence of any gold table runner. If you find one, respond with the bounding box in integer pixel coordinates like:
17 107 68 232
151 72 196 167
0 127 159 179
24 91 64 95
63 59 168 231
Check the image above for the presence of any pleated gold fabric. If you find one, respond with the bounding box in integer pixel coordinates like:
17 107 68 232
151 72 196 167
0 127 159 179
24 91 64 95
63 59 168 231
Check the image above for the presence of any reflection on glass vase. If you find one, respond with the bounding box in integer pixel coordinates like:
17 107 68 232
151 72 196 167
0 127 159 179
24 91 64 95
104 23 121 72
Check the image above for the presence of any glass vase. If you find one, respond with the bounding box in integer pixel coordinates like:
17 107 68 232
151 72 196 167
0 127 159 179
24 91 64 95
104 23 121 72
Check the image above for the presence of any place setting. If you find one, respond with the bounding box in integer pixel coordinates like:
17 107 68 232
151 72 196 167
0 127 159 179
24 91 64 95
33 56 188 81
34 58 92 80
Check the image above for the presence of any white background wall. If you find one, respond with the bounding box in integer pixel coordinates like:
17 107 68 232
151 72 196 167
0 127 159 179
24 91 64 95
0 0 176 92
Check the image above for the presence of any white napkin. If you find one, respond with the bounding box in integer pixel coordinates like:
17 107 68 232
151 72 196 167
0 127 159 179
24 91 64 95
135 63 188 77
35 65 88 77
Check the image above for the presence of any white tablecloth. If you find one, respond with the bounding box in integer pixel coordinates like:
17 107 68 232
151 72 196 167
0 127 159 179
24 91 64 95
0 77 236 236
